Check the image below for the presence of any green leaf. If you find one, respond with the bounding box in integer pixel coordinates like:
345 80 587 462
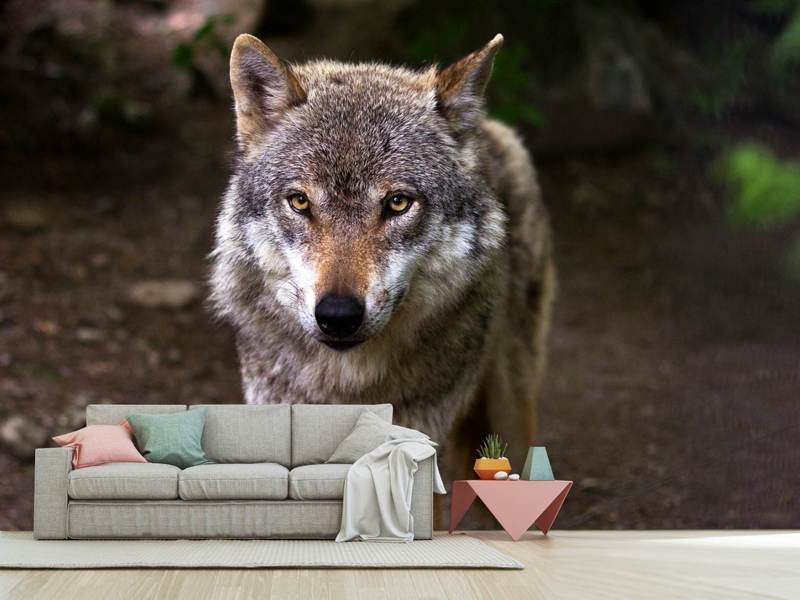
172 42 193 70
771 7 800 72
718 143 800 228
751 0 796 16
476 433 508 458
193 17 217 42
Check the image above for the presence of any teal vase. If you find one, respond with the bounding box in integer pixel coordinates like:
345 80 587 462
521 446 554 481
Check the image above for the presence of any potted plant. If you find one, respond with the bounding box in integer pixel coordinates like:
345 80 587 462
474 433 511 480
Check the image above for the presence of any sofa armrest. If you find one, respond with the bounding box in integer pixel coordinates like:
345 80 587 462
410 454 434 539
34 447 73 539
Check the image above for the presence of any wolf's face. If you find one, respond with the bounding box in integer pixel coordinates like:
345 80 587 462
221 35 506 351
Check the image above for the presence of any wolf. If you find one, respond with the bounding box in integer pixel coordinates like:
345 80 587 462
210 33 554 524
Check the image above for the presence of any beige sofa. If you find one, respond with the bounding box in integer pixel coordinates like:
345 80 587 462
34 403 434 540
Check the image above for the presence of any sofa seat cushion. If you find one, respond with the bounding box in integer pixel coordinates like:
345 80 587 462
68 462 180 500
179 463 289 500
289 464 351 500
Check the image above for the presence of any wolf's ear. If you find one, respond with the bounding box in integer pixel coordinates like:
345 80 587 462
230 34 306 150
434 34 503 134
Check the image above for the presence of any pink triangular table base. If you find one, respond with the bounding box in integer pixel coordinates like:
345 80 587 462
449 480 573 541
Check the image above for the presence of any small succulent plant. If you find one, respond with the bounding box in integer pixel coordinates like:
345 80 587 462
476 433 508 459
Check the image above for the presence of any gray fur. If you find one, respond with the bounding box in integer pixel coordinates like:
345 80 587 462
210 35 554 516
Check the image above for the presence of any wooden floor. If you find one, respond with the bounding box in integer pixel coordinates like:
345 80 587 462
2 531 799 599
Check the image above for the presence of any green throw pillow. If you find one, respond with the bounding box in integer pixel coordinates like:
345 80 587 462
127 408 210 468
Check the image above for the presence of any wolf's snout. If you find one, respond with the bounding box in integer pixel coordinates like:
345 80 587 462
315 294 364 339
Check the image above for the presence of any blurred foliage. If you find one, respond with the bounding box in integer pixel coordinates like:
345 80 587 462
689 41 749 119
403 0 558 128
92 91 154 132
751 0 800 73
752 0 797 10
491 42 545 127
771 5 800 71
718 143 800 278
1 14 156 153
718 144 800 228
682 1 800 123
785 238 800 280
405 12 468 65
173 14 235 98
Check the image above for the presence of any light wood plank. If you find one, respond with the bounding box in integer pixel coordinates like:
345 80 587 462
0 573 25 598
2 531 799 600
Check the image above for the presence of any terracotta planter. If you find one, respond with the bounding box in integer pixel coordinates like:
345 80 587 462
474 457 511 480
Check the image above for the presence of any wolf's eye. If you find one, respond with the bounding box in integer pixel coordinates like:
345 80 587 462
385 194 414 216
288 193 310 214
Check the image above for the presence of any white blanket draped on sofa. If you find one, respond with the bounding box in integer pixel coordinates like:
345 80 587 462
336 436 446 542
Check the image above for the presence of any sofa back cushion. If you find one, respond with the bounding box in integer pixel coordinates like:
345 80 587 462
189 404 291 466
326 410 427 464
291 404 393 466
87 404 186 426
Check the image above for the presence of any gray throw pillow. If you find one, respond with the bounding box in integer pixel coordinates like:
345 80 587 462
326 410 428 464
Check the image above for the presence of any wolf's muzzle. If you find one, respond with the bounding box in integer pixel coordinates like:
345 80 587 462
314 293 364 341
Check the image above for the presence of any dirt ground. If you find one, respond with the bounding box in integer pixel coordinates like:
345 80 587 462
539 154 800 529
1 106 798 531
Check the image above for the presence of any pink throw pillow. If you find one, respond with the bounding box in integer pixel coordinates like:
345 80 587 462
52 422 147 469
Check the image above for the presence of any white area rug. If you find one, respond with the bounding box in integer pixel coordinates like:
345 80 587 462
0 532 522 569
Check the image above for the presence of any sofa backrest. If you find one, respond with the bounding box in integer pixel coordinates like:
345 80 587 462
87 403 392 467
86 404 186 426
189 404 291 466
291 404 393 467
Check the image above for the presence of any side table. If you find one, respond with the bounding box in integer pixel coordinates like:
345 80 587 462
448 480 573 541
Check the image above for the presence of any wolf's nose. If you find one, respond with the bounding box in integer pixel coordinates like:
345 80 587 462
315 294 364 339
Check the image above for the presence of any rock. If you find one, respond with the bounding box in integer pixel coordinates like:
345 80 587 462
494 471 509 480
76 327 104 344
571 181 609 217
56 406 87 431
127 279 198 309
0 380 29 400
509 473 520 481
519 0 706 156
580 477 601 489
70 264 88 281
106 305 124 322
32 319 60 336
0 272 10 303
146 350 161 368
71 391 93 408
42 393 91 430
0 414 49 461
90 253 110 268
165 348 182 364
3 201 50 232
587 40 651 114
